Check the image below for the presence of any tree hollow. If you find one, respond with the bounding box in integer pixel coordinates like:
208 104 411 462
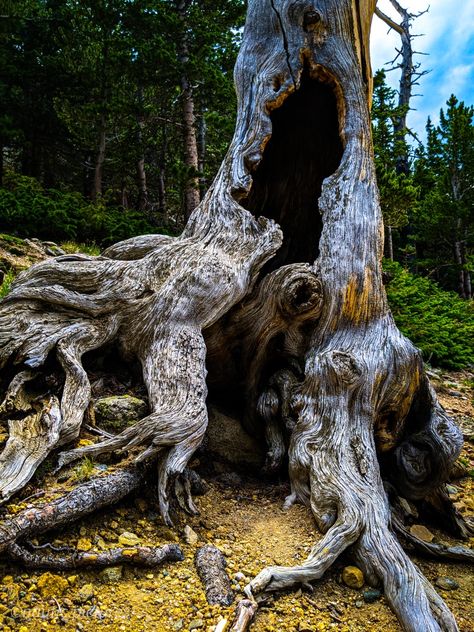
243 68 343 271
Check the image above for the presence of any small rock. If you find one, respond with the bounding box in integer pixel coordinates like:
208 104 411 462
214 472 243 487
173 620 184 631
355 600 364 608
409 524 434 542
362 589 381 603
118 531 141 546
398 497 418 518
100 566 123 584
94 396 148 432
37 572 69 599
77 583 94 603
5 583 20 604
435 577 459 591
67 575 78 586
234 572 246 582
184 525 199 545
95 537 107 550
189 618 204 630
342 566 364 589
77 538 92 552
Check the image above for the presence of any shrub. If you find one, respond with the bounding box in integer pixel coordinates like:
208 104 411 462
384 260 474 369
0 269 15 298
0 171 164 245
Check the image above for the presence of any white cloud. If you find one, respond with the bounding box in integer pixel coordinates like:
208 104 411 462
369 0 474 139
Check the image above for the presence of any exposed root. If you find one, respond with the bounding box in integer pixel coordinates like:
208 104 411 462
419 487 474 540
392 515 474 563
0 370 62 501
246 340 462 632
5 542 184 569
229 599 258 632
0 200 282 522
0 466 145 554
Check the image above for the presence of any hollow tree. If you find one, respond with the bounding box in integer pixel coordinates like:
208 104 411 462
0 1 466 631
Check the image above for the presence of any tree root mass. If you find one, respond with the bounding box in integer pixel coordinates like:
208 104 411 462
0 1 469 631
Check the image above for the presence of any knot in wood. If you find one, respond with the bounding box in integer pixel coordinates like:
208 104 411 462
328 351 362 385
280 272 322 318
303 8 322 29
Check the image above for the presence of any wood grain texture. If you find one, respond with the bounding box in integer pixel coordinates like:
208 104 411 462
0 1 464 629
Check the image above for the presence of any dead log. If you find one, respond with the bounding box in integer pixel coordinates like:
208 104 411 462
0 467 144 553
5 542 184 569
195 545 234 606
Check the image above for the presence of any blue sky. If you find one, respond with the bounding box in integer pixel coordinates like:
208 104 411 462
370 0 474 141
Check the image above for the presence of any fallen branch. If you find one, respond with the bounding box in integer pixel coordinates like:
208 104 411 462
5 542 183 569
229 599 258 632
0 466 145 553
195 544 234 606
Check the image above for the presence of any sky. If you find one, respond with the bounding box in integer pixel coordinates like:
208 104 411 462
370 0 474 141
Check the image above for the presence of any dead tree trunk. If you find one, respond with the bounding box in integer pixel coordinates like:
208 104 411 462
375 0 428 174
0 1 464 630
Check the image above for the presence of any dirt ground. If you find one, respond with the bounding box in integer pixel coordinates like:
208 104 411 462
0 372 473 632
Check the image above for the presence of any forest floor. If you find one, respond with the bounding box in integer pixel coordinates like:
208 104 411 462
0 239 473 632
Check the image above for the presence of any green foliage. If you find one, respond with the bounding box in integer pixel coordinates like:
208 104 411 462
0 0 245 224
384 260 474 369
0 269 15 298
60 241 101 256
0 171 163 245
412 97 474 294
371 71 418 239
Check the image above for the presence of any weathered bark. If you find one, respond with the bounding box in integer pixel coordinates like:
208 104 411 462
195 545 234 606
0 467 144 554
386 225 394 260
0 1 464 630
93 111 107 200
229 599 258 632
136 87 149 212
6 542 184 569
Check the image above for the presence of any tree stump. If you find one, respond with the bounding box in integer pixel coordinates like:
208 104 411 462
0 1 464 630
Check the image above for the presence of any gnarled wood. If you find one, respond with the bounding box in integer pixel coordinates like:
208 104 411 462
0 0 465 630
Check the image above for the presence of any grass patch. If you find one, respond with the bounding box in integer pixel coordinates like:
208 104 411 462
0 269 16 298
60 241 101 256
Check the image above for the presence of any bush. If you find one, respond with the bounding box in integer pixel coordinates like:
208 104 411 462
0 171 165 245
384 260 474 369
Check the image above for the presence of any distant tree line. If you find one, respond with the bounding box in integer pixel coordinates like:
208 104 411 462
0 1 472 297
0 0 245 231
372 71 473 299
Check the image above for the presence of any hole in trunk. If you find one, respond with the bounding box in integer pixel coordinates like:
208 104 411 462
242 68 343 270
